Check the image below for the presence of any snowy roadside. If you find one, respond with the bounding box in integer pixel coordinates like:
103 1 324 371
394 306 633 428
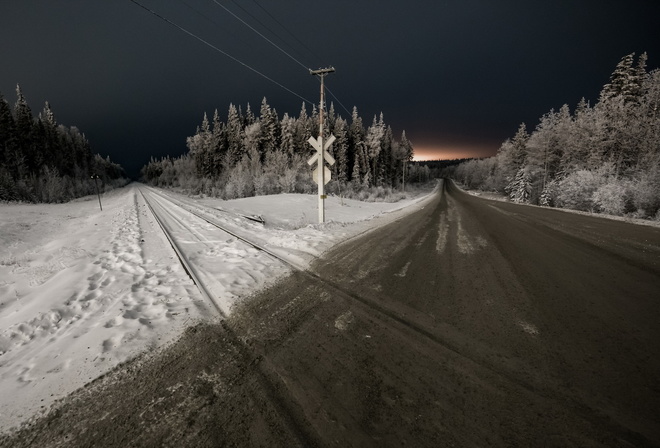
0 183 436 433
455 182 660 229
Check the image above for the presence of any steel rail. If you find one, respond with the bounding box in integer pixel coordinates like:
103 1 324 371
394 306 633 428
138 188 227 317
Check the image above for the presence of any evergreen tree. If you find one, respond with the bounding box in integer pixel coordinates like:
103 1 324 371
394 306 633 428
365 114 385 183
381 125 394 185
399 131 413 161
348 106 364 181
226 103 243 166
280 113 296 157
259 97 279 154
295 102 311 154
333 117 349 184
144 97 414 199
13 84 34 174
0 85 126 202
244 103 255 126
0 93 16 173
211 108 226 175
506 167 532 203
351 149 362 185
448 51 660 219
600 53 643 103
327 102 337 134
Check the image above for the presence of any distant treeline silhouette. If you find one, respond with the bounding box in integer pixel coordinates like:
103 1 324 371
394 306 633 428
0 85 127 203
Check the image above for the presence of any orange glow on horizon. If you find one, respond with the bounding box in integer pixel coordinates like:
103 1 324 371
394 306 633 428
412 144 497 161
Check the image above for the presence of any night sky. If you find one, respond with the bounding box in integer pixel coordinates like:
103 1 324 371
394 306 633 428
2 1 659 178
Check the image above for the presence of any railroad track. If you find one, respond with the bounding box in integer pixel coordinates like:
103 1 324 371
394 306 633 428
138 186 611 444
139 186 478 372
139 186 460 348
138 186 323 446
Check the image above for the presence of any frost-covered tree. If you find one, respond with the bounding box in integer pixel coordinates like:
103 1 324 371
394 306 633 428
226 103 243 166
505 167 532 203
259 97 279 154
366 114 385 183
601 53 637 102
142 97 415 200
449 51 660 219
0 85 127 202
332 117 348 184
0 93 16 170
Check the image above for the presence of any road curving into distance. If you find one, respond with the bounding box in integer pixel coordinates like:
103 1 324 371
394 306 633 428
3 180 659 447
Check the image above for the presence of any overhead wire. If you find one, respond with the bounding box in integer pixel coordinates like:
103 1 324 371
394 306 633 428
210 0 309 72
212 0 354 117
128 0 314 105
324 86 353 117
228 0 316 68
250 0 320 67
178 0 223 28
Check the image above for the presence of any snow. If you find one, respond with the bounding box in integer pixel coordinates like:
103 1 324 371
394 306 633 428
0 183 435 432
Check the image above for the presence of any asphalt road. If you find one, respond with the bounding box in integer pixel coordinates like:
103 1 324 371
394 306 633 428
3 180 660 447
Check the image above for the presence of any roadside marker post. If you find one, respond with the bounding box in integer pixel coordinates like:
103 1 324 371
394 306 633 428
91 175 102 211
308 67 336 223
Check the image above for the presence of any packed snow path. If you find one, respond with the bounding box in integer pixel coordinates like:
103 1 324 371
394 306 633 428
0 183 433 432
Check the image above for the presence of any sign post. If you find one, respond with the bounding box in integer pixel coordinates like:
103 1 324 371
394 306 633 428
91 174 102 211
308 67 335 223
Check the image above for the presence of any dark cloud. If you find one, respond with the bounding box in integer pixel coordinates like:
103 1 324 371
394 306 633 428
2 1 659 176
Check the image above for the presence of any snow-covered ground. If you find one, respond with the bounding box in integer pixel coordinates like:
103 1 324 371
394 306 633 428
457 182 660 228
0 183 435 432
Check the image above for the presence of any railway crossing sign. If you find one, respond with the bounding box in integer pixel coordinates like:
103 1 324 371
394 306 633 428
312 165 332 185
308 134 335 185
308 134 336 168
308 134 335 220
308 66 336 223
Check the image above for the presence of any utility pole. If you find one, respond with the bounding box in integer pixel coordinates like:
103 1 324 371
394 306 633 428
308 67 336 223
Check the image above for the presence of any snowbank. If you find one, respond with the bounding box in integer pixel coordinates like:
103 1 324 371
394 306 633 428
0 184 435 432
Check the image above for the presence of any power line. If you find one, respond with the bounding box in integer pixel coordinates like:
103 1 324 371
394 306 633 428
229 0 316 68
211 0 309 71
214 0 352 117
178 0 222 28
129 0 313 105
250 0 320 66
325 85 352 117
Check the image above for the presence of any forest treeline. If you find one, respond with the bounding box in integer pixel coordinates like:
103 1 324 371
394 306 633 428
141 99 430 201
449 52 660 220
0 85 127 203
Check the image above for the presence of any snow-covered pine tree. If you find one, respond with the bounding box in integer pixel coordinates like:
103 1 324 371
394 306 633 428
511 123 529 168
13 84 35 174
351 150 361 185
600 53 644 104
244 102 255 127
294 102 311 154
0 93 16 173
333 117 349 184
259 97 279 155
279 113 296 157
348 106 364 182
380 125 394 186
506 167 532 203
327 102 337 135
226 103 243 166
210 109 226 176
366 114 385 183
400 130 413 162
